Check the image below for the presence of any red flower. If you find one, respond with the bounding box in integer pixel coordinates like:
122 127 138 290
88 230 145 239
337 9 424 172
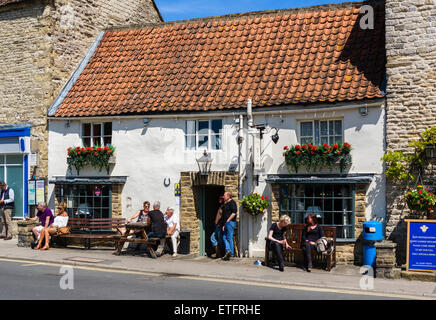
337 151 342 155
284 146 289 151
296 151 301 154
108 150 112 154
104 146 109 151
295 145 301 149
333 144 338 149
76 146 80 150
265 196 268 199
302 144 307 149
94 152 98 156
343 142 351 148
77 151 81 154
261 196 264 200
323 144 329 148
418 190 423 194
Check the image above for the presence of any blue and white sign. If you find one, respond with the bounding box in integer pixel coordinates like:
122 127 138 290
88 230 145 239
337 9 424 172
407 220 436 272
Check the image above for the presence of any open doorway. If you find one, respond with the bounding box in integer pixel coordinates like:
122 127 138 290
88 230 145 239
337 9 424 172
200 185 225 256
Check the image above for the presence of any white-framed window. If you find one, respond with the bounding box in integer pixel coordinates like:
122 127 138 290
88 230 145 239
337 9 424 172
299 120 343 145
185 119 223 150
82 122 112 147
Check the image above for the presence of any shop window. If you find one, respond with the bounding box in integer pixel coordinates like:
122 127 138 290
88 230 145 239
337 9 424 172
280 183 355 239
0 154 24 218
299 120 343 145
185 119 222 150
58 184 112 219
82 122 112 147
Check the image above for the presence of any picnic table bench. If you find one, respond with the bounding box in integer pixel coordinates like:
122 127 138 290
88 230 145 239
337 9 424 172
52 218 125 249
114 222 171 258
265 224 337 271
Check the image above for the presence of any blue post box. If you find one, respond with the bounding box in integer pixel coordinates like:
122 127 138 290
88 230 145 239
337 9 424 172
362 221 383 268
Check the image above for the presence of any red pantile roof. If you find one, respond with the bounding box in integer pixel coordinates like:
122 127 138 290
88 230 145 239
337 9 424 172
52 1 386 117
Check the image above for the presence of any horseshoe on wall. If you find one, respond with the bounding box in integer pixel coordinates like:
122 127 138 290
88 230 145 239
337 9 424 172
163 178 171 187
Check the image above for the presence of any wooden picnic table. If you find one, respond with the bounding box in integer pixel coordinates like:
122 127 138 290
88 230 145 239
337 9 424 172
114 221 161 258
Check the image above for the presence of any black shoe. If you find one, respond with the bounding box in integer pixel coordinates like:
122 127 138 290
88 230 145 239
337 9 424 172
30 241 37 249
279 266 284 272
221 250 231 261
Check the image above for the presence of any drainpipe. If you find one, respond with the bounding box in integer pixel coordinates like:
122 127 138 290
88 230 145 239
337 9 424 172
246 98 254 257
238 113 244 257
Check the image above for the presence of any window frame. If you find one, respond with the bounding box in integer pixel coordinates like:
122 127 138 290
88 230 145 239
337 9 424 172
298 119 344 145
58 184 112 219
279 183 356 240
184 119 223 151
81 122 112 147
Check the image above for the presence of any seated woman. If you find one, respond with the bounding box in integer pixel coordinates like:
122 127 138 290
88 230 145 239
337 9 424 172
127 201 150 224
266 215 292 272
301 213 324 272
35 202 69 250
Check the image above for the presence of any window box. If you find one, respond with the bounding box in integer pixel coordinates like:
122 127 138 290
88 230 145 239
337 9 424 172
66 146 115 175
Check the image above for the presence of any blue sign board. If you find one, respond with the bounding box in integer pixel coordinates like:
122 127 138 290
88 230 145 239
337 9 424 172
406 220 436 272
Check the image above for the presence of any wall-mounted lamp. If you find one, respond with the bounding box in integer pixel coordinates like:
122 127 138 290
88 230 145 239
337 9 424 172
196 150 212 176
359 106 368 116
65 120 70 128
271 128 279 144
143 118 150 127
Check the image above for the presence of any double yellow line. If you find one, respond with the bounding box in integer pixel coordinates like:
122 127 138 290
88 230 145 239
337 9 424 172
0 257 433 300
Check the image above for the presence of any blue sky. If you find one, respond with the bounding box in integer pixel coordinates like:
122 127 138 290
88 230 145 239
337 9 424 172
154 0 348 21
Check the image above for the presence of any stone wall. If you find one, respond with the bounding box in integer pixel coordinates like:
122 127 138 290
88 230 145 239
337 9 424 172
180 171 239 254
0 0 161 180
385 0 436 266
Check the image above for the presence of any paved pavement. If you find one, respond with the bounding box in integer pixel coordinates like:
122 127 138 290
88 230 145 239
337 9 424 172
0 239 435 299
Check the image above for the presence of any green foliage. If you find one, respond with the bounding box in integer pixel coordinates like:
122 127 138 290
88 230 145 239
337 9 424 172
67 145 115 175
283 142 352 173
241 193 270 216
381 126 436 183
404 185 436 217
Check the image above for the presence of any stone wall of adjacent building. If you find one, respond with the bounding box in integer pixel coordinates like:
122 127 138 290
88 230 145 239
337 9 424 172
0 0 161 184
385 0 436 266
180 171 239 254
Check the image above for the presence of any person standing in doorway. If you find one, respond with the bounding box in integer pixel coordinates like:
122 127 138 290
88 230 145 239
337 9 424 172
0 181 14 240
210 196 224 259
221 192 237 261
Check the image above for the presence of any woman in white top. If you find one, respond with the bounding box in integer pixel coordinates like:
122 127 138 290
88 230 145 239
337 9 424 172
35 202 69 250
165 208 180 257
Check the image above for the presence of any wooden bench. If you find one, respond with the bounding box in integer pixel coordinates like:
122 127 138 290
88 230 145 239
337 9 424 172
265 224 336 271
52 218 126 249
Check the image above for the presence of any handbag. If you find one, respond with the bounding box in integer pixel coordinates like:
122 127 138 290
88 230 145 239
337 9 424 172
57 226 70 235
315 237 328 253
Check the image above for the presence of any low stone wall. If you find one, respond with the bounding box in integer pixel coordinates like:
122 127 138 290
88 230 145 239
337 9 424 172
375 240 401 279
17 220 40 247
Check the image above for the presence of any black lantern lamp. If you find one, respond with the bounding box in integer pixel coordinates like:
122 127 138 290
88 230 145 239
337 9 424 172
271 128 279 144
196 150 212 176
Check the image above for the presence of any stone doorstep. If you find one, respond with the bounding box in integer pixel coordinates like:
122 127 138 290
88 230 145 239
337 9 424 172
401 271 436 283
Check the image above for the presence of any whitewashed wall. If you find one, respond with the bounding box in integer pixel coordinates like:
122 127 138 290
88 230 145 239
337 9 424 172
48 103 386 257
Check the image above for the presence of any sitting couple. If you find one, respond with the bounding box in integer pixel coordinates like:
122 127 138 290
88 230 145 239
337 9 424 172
126 201 179 257
26 202 69 250
267 213 324 272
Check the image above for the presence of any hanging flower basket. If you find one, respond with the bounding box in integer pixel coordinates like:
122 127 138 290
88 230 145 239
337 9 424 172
405 185 436 219
67 145 115 175
283 142 352 173
241 193 270 216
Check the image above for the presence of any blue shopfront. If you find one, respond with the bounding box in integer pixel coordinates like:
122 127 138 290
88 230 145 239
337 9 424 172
0 124 32 218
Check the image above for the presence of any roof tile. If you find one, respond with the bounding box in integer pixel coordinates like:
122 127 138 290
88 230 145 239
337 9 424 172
53 1 385 117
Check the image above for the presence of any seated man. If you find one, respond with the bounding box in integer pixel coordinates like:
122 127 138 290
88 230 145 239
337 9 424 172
165 208 180 257
147 201 167 256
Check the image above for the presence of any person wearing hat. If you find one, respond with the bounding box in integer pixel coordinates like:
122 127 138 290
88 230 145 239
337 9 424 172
0 181 14 240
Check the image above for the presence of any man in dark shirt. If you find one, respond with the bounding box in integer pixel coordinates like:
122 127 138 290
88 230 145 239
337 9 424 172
221 192 238 260
147 201 167 256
